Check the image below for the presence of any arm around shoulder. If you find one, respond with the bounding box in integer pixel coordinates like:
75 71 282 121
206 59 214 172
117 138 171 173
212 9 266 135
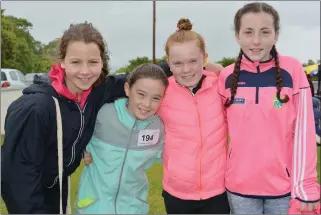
108 73 128 100
95 74 128 109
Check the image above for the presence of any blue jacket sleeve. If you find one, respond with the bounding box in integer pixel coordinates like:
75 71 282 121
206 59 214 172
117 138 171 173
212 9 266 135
94 74 128 110
1 100 51 213
109 73 128 101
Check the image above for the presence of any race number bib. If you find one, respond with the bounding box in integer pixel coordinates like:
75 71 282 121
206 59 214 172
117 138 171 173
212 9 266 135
137 129 160 146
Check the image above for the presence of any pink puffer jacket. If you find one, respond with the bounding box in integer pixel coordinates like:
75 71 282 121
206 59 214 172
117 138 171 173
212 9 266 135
158 71 228 200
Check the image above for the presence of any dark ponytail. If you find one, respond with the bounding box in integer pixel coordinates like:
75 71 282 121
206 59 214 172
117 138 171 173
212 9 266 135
225 50 243 107
273 45 289 103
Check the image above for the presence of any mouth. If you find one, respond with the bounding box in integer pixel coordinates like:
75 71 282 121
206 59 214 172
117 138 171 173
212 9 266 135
139 108 150 115
78 77 92 82
181 74 196 80
250 48 263 53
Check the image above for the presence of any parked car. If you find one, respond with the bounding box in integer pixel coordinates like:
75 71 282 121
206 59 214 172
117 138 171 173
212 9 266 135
25 73 46 86
1 68 27 89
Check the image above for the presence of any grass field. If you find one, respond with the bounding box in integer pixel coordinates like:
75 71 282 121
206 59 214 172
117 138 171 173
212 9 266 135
1 136 320 214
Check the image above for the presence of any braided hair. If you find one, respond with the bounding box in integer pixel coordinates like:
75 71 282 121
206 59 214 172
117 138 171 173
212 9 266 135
225 50 243 107
273 45 289 103
226 2 289 107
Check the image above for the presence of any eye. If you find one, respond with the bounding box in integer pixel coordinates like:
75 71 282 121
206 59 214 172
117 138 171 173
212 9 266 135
138 92 144 97
245 31 252 34
90 61 98 64
71 61 79 64
153 97 161 101
262 31 270 34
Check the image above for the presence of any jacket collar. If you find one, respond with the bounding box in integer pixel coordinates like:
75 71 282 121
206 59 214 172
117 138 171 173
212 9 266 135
240 50 276 72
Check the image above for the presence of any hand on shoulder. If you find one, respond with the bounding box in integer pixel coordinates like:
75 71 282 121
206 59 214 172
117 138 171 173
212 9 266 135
205 62 224 74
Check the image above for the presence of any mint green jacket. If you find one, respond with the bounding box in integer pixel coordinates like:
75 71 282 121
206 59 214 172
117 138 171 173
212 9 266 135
75 98 164 214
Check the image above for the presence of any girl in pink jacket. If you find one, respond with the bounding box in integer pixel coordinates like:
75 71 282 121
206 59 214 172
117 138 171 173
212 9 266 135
218 2 320 214
157 18 230 214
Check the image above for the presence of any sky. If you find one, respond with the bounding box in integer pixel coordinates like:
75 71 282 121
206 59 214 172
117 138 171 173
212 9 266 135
2 1 320 72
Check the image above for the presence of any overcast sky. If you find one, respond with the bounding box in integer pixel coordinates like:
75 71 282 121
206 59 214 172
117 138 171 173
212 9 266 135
2 1 320 72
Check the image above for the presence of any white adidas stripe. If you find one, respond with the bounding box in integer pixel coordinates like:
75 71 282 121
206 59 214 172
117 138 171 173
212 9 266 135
293 88 308 200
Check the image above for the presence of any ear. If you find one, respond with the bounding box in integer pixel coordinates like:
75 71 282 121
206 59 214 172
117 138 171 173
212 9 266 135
203 52 208 66
166 55 169 64
60 61 66 69
99 59 103 69
124 82 130 97
274 31 279 44
166 56 172 71
235 32 241 46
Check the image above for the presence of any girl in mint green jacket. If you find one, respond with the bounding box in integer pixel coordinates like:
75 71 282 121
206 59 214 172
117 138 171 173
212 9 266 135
75 64 168 214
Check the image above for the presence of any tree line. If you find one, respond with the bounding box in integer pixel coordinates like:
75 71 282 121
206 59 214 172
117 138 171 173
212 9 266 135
1 10 319 75
115 57 237 74
1 9 58 74
115 57 320 75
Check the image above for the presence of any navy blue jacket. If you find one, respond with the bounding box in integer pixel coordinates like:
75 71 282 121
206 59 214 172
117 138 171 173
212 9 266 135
1 74 127 213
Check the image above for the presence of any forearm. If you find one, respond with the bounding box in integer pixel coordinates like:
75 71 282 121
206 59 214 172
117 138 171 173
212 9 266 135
292 88 320 202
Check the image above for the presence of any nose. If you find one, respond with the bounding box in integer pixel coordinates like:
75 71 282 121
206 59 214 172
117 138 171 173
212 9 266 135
79 64 90 76
253 33 261 45
141 97 152 108
182 63 190 74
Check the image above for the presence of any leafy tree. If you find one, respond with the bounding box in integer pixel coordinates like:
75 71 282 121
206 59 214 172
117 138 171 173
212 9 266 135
307 59 316 65
302 59 319 67
116 56 167 74
155 56 167 64
1 10 53 73
43 38 60 62
216 57 235 67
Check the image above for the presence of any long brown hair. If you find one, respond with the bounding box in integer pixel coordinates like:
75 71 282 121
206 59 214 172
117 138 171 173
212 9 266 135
59 22 109 87
225 2 289 107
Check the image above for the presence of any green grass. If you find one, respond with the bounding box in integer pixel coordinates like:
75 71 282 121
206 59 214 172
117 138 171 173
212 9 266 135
70 162 165 214
1 136 320 214
0 136 165 214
